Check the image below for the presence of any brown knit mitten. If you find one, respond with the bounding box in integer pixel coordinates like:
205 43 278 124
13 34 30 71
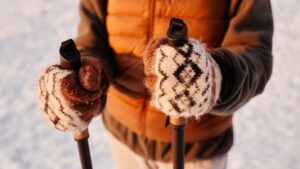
37 56 108 132
144 38 222 119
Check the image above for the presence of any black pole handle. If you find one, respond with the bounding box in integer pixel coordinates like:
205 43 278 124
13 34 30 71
59 39 81 70
59 39 93 169
167 18 188 47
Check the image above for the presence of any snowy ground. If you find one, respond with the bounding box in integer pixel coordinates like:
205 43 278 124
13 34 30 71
0 0 299 169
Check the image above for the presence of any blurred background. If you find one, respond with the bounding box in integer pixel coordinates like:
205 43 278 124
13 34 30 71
0 0 299 168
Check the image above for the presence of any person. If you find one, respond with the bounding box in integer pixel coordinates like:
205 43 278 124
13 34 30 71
37 0 273 168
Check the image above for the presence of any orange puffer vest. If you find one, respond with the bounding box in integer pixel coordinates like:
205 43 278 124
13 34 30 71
105 0 233 142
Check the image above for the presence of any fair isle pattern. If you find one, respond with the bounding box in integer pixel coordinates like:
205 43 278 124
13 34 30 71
152 39 222 118
37 65 88 132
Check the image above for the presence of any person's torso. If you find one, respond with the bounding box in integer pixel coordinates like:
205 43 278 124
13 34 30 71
103 0 233 142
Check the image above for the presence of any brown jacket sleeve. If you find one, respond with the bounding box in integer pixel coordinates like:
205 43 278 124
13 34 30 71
210 0 274 114
75 0 117 82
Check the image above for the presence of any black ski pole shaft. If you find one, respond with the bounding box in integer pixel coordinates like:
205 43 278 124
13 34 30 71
171 118 186 169
167 18 188 169
73 130 93 169
59 39 93 169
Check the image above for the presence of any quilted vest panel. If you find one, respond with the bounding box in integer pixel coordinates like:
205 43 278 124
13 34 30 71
106 0 230 57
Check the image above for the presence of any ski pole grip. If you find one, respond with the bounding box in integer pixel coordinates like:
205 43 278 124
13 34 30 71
166 18 188 126
59 39 81 70
167 18 188 47
59 39 89 139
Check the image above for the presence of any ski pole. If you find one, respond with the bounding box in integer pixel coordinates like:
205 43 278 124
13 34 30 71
59 39 93 169
170 117 186 169
166 18 188 169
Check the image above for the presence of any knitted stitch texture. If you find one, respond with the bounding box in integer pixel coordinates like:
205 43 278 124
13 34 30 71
144 38 222 119
37 56 107 132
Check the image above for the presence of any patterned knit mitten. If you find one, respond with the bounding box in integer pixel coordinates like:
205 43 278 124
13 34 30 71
37 56 108 132
144 38 222 119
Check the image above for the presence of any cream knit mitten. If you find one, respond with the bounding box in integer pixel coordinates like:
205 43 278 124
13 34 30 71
37 56 107 132
144 38 222 119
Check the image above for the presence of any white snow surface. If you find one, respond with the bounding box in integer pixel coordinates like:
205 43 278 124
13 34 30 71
0 0 299 169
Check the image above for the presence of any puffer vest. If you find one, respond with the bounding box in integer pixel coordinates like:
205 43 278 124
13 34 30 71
104 0 233 142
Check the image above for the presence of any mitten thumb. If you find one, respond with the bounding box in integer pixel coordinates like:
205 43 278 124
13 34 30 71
79 56 104 91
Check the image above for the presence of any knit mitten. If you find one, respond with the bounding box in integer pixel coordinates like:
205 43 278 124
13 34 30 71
37 56 108 132
144 38 222 119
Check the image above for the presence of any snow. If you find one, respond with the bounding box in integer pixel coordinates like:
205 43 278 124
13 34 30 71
0 0 299 169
